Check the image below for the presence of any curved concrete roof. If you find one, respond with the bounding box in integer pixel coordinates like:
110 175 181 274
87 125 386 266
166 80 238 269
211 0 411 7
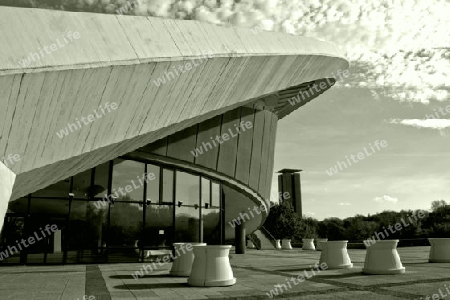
0 6 348 206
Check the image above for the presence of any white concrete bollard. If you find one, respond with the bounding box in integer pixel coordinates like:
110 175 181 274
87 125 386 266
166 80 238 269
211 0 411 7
428 238 450 263
302 238 316 250
316 238 328 251
170 243 206 276
319 241 353 269
188 245 236 287
275 239 281 249
363 240 405 274
281 239 292 250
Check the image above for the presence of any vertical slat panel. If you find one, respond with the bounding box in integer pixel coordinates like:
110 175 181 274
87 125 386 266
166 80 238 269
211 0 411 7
194 115 222 169
258 111 272 199
166 124 198 163
139 137 168 156
264 113 278 199
217 108 241 177
248 110 265 191
234 107 255 184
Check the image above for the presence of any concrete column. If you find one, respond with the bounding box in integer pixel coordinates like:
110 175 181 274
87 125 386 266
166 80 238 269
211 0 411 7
235 222 246 254
0 162 16 232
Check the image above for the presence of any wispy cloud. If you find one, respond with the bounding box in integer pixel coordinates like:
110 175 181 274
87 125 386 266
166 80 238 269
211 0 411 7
389 119 450 131
338 202 351 206
373 195 398 204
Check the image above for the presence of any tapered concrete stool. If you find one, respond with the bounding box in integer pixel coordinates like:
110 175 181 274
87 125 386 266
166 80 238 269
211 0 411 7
319 241 353 269
275 240 281 249
316 238 328 251
282 239 292 250
363 240 405 274
188 245 236 287
302 238 315 250
428 238 450 263
170 243 206 277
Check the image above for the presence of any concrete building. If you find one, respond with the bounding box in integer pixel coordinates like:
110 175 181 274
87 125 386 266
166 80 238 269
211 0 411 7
0 6 348 264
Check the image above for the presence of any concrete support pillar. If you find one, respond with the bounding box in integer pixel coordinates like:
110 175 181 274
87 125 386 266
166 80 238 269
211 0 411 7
235 222 246 254
0 162 16 233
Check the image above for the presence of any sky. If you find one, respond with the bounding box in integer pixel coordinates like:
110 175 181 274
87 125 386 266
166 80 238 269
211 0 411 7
9 0 450 219
119 0 450 219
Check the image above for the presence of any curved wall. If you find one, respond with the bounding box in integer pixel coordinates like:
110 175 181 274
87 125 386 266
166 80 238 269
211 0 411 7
135 107 278 202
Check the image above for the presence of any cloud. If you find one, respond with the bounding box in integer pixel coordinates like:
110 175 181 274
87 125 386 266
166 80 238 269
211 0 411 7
373 195 398 203
389 118 450 131
24 0 450 104
338 202 351 206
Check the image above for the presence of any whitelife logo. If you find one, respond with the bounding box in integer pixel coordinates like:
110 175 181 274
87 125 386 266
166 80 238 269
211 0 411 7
18 31 80 67
56 102 118 139
326 140 388 176
190 121 253 157
0 224 58 261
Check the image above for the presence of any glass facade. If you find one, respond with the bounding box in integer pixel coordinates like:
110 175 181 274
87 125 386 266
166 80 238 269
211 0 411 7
0 157 224 265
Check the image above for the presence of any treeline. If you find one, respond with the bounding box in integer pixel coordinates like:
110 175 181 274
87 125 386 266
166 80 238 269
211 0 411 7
292 200 450 243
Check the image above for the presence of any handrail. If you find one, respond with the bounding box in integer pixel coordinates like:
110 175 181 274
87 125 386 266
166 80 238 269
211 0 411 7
261 225 276 241
247 233 261 250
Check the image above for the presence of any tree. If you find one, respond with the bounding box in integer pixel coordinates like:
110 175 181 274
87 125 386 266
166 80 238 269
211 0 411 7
431 200 448 214
263 202 301 239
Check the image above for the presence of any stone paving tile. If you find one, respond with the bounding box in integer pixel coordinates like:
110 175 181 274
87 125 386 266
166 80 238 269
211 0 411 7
2 247 450 299
382 281 450 298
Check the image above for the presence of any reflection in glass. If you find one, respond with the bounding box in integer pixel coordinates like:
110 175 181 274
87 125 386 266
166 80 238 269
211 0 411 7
72 169 92 199
31 178 71 197
144 205 173 248
203 208 220 244
29 198 69 215
0 216 24 264
146 164 160 203
175 207 199 242
112 159 144 202
162 169 174 204
176 171 199 206
93 162 109 198
211 182 220 207
201 178 210 206
109 202 142 262
66 200 107 263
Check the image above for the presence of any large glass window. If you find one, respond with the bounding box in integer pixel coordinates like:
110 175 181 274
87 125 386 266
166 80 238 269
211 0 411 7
1 158 224 264
108 202 142 263
212 182 220 208
146 164 160 203
144 204 173 249
93 162 109 198
175 206 200 242
201 178 210 206
112 159 145 202
72 169 92 199
176 171 199 206
66 200 107 263
162 169 174 204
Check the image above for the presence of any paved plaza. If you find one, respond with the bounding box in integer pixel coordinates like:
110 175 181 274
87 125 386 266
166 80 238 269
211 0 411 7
0 246 449 299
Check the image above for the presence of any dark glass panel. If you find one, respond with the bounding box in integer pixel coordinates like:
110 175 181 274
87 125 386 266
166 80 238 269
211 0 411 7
108 202 142 262
93 161 109 198
146 164 160 203
112 159 145 202
144 205 173 249
176 171 199 206
162 169 173 204
211 182 220 208
175 206 199 242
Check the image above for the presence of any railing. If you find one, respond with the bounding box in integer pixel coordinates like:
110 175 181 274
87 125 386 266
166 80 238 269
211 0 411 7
247 233 261 250
260 225 277 247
